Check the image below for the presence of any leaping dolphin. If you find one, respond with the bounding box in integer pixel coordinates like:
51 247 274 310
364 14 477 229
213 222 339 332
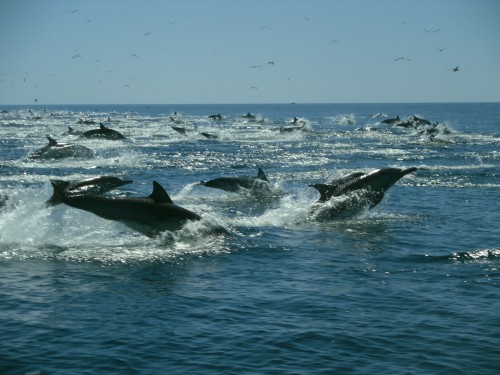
28 136 94 159
309 167 417 220
200 167 272 196
50 180 228 237
47 176 133 206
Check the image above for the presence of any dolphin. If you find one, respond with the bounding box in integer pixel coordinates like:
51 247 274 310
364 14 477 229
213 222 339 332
28 136 94 159
77 118 97 125
367 112 386 118
200 132 218 139
274 123 307 133
62 126 82 135
309 167 417 220
407 115 432 126
380 116 401 125
200 167 272 195
50 180 228 237
208 113 223 120
80 123 126 140
241 112 257 120
47 176 133 206
172 126 188 135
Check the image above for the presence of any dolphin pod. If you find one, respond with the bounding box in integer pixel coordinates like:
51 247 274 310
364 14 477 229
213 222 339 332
44 166 417 238
309 167 417 221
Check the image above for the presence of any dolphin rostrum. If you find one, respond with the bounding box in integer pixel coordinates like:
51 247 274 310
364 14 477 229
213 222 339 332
200 167 272 195
50 180 228 237
309 167 417 220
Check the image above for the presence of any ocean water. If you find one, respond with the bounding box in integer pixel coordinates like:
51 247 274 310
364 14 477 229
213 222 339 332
0 102 499 374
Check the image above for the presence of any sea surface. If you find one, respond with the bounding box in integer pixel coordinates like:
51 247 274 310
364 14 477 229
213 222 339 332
1 103 499 374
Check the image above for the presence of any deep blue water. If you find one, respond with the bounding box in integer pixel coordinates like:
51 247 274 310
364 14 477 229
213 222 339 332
1 103 499 374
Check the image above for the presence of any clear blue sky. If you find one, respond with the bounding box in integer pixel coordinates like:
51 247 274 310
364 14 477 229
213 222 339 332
1 0 499 104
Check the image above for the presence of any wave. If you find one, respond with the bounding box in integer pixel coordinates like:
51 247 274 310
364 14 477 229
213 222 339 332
407 248 500 264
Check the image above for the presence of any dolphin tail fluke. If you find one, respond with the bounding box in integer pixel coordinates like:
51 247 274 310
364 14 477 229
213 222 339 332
47 180 70 206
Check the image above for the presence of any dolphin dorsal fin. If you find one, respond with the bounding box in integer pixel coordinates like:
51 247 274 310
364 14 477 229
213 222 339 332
46 136 58 146
48 180 68 206
257 167 269 182
99 123 109 130
149 181 173 204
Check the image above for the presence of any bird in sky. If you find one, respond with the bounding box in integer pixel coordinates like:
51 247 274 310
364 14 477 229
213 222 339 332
449 66 460 72
436 48 447 52
249 65 262 69
143 32 151 36
424 29 440 33
394 57 411 61
72 54 81 59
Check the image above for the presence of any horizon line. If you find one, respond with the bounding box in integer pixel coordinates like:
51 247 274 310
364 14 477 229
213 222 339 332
2 100 499 107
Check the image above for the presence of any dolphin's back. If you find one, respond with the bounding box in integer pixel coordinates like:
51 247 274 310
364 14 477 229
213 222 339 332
80 124 125 140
